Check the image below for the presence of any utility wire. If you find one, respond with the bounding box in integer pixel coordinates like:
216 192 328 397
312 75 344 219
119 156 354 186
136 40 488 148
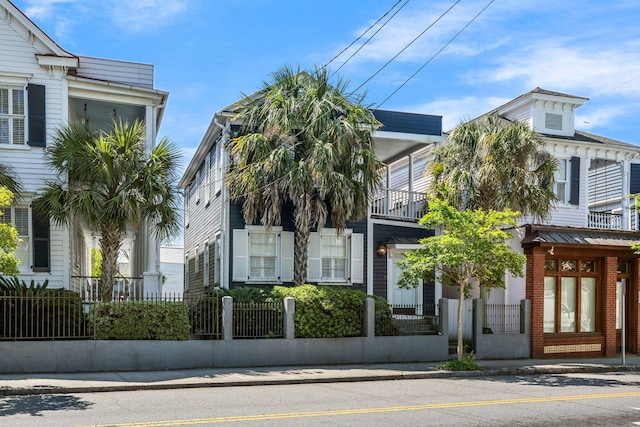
375 0 495 111
329 0 411 78
352 0 462 94
324 0 404 69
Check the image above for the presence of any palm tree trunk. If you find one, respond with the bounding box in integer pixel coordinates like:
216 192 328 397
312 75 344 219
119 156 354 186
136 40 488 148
293 194 312 286
99 223 123 302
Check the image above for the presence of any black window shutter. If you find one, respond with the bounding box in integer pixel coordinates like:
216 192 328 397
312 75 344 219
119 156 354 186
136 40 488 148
630 164 640 194
32 206 50 272
569 156 580 205
27 84 46 147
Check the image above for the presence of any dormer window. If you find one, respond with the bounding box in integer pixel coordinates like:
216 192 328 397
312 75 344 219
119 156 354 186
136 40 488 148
545 113 563 131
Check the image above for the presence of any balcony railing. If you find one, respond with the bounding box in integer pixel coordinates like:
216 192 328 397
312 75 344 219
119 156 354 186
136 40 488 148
371 188 427 221
588 211 623 230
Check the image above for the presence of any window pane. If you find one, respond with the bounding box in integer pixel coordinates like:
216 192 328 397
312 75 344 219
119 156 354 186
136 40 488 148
0 207 10 223
12 117 24 145
561 260 577 272
560 277 576 332
322 235 346 257
544 276 556 333
0 118 8 144
251 232 276 256
250 256 275 278
617 262 629 274
580 277 596 332
12 89 24 115
581 261 595 272
14 207 28 236
0 88 7 114
321 235 347 281
616 280 625 329
544 259 557 271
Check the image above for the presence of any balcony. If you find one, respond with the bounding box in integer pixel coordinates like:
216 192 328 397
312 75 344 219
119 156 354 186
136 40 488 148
370 188 427 221
587 210 639 231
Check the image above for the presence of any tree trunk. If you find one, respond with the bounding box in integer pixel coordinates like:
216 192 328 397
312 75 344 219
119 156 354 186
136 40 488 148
99 223 123 302
457 283 464 361
293 194 312 286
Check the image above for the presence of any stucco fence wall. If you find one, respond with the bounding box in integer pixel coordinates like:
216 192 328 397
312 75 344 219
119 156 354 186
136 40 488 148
473 298 531 359
0 298 530 374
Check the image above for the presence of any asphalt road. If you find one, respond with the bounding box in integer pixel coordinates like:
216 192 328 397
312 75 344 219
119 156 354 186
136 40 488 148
2 371 640 426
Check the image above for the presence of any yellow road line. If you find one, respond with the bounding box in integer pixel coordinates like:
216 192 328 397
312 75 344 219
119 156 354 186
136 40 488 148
80 390 640 426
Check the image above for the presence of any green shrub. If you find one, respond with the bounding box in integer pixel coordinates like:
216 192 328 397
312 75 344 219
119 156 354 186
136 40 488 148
90 301 189 340
437 353 483 371
270 285 391 338
0 278 86 338
189 289 224 337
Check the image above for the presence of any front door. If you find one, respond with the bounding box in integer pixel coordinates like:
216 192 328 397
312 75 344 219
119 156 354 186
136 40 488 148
388 249 422 312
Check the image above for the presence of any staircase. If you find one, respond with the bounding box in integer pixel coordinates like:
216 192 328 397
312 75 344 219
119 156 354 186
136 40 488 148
393 316 439 335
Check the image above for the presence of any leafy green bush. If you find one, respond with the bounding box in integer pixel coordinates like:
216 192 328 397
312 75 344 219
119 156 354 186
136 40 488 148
437 353 483 371
270 285 392 338
189 289 224 337
90 301 189 340
0 278 86 338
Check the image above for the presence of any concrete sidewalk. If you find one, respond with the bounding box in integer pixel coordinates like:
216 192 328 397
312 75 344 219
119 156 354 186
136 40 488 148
1 355 639 396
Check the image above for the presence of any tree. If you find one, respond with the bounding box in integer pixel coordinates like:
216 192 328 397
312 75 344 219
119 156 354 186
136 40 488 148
0 186 20 276
0 164 23 200
430 113 557 221
397 198 526 360
35 120 181 301
228 65 383 286
430 113 557 323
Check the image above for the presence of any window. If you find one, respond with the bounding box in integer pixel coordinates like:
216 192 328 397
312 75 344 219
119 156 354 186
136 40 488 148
1 205 29 270
194 244 200 273
545 112 563 131
232 227 293 283
214 234 221 286
204 155 211 206
209 145 217 199
307 229 364 284
184 253 189 291
555 159 568 203
0 87 25 145
203 240 210 287
544 258 598 334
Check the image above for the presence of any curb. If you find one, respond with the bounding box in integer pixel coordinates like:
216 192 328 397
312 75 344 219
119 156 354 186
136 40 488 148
1 364 639 396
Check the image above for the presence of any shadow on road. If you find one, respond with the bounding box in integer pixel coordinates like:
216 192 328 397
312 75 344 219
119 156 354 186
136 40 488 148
0 394 93 417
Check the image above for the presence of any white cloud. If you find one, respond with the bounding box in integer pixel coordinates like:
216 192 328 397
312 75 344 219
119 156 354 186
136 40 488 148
108 0 187 33
23 0 78 20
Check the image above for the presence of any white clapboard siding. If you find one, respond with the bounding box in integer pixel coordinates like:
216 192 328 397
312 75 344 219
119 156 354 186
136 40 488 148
76 56 154 89
448 298 473 340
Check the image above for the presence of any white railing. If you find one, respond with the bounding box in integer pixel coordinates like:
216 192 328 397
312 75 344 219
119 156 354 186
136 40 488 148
588 211 623 230
71 276 143 302
371 188 427 221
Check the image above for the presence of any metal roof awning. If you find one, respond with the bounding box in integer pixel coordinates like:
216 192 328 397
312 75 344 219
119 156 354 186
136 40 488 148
522 225 640 248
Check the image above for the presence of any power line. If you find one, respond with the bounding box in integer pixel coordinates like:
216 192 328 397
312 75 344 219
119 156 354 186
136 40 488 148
324 0 404 69
329 0 411 78
352 0 462 94
374 0 495 111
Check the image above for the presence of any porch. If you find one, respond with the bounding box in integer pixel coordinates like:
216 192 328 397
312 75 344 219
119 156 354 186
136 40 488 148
370 188 427 221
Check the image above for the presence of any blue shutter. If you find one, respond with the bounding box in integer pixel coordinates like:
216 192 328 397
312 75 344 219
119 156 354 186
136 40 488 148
569 156 580 205
27 84 46 147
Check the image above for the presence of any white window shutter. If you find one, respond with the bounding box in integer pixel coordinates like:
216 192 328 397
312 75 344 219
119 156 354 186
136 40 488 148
232 229 249 281
280 231 294 282
350 233 364 284
307 232 321 283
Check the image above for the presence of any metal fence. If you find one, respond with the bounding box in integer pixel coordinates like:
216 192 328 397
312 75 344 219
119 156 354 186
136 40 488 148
233 302 284 338
377 303 439 336
485 303 521 334
70 276 144 302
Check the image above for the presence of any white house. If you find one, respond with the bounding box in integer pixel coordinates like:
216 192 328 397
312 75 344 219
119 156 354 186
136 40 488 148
0 0 168 296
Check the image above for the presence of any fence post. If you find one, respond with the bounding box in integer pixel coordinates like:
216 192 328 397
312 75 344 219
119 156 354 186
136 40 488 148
283 297 295 339
438 298 449 338
222 296 233 341
364 297 375 338
521 299 531 335
472 298 483 354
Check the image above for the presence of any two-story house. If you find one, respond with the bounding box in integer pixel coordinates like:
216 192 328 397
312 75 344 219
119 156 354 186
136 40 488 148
179 101 445 312
468 88 640 358
0 0 169 297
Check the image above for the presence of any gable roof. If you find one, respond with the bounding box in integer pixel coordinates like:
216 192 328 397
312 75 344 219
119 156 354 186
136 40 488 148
2 0 75 58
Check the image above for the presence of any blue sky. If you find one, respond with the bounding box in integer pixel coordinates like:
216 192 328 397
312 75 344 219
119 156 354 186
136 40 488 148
13 0 640 169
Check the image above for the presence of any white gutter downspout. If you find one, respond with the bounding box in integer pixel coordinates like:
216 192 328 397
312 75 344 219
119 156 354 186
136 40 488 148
213 115 229 289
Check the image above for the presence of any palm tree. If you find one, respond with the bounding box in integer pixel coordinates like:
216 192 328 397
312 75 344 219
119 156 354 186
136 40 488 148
430 113 558 220
0 163 23 199
35 120 181 301
429 113 558 329
228 65 383 286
